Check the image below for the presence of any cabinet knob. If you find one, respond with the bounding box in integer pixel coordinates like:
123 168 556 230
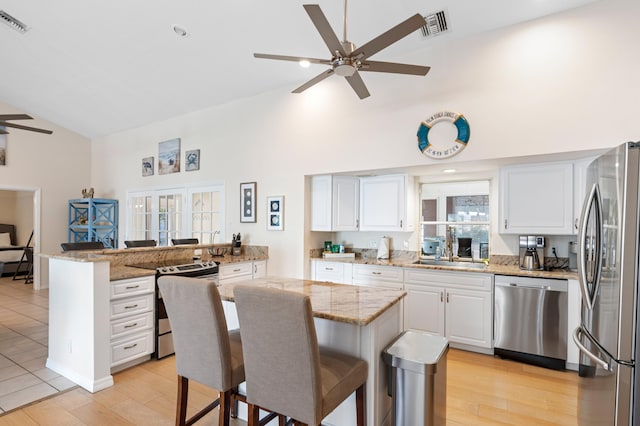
504 219 508 230
446 293 449 303
575 218 579 229
440 292 443 302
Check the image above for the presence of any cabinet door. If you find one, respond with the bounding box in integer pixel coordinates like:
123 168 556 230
573 157 595 234
313 261 353 285
404 283 445 336
499 162 574 234
359 175 405 232
253 260 267 278
310 175 332 231
332 176 359 231
445 287 493 348
352 264 403 289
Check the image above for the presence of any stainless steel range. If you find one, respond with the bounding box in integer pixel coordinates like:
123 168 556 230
128 259 219 359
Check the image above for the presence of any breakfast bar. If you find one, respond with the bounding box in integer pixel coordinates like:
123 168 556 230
218 277 406 426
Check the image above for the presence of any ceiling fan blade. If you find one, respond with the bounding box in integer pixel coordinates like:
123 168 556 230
351 13 426 61
0 114 33 121
292 69 334 94
0 121 53 134
360 60 430 76
303 4 347 57
254 53 331 65
345 72 370 99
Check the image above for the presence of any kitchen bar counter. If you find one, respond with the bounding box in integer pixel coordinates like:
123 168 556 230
220 277 403 426
311 254 578 280
218 276 405 326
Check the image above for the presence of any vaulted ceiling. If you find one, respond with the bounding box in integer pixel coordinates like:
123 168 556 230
0 0 596 139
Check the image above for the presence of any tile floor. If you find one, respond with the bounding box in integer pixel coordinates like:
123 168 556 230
0 275 75 413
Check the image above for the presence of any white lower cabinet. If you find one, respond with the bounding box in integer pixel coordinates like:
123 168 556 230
219 261 254 284
253 260 267 278
403 269 493 352
109 276 155 368
567 279 581 371
311 260 353 285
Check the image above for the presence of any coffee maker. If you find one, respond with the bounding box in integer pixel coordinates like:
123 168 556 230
519 235 545 270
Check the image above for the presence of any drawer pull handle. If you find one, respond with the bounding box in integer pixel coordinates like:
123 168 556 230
125 285 140 289
233 268 241 272
124 304 139 309
124 323 138 329
124 343 138 350
372 272 382 275
325 267 334 271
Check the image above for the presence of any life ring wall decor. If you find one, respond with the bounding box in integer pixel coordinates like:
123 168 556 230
417 111 470 159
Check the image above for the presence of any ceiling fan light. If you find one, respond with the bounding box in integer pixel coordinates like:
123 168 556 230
299 60 311 68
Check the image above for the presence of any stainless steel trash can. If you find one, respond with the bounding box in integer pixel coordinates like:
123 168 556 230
382 331 449 426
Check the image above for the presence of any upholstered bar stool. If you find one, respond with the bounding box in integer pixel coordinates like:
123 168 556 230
234 285 368 426
158 276 245 426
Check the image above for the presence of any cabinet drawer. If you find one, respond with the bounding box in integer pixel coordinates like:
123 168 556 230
110 311 154 339
111 330 154 367
219 262 253 280
404 269 493 292
110 276 155 299
110 294 154 320
353 264 404 282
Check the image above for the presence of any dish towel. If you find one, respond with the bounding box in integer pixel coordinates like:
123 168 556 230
377 236 390 259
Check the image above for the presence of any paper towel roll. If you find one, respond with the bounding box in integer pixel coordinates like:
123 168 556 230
377 236 390 259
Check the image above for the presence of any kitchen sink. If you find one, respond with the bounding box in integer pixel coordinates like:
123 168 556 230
412 259 488 270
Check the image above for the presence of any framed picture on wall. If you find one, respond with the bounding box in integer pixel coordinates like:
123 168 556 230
185 149 200 171
158 138 181 175
142 156 154 176
0 133 6 166
267 195 284 231
240 182 256 223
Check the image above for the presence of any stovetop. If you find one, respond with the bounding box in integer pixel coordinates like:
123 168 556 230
127 259 219 273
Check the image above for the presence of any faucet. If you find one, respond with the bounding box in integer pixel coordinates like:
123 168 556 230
446 225 454 262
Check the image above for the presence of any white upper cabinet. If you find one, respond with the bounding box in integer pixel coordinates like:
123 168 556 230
499 162 574 234
359 174 415 232
310 175 359 232
573 156 596 234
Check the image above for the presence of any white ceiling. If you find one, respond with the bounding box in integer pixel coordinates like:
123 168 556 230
0 0 596 139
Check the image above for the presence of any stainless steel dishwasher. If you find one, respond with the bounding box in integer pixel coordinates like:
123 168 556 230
494 274 568 370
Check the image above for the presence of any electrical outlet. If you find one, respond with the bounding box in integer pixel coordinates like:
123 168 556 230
403 240 409 248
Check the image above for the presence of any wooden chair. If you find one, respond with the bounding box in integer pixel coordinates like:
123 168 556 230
60 241 105 251
234 285 368 426
124 239 157 248
171 238 199 246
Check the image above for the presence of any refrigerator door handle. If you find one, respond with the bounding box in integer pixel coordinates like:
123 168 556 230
578 183 604 310
572 326 612 371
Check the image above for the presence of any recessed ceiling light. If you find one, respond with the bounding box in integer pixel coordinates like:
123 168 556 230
172 24 189 37
299 60 311 68
443 169 456 173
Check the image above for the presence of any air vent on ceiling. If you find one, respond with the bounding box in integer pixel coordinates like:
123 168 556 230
0 10 29 34
421 10 448 38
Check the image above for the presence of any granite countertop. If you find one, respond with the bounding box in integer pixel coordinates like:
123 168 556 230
313 254 578 280
217 276 406 326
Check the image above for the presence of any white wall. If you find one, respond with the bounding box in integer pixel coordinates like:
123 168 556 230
0 101 91 286
90 0 638 278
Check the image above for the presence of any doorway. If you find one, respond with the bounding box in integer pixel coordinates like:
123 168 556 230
0 187 41 289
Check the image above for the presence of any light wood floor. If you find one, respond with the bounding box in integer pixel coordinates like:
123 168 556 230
0 346 579 425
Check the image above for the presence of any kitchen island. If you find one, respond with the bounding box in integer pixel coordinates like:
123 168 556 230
218 277 405 426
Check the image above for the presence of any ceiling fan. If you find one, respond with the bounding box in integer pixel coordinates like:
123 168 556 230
0 114 53 135
254 2 430 99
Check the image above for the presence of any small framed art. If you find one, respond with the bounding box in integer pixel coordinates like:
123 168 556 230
142 156 154 176
267 195 284 231
185 149 200 171
158 138 181 175
240 182 256 223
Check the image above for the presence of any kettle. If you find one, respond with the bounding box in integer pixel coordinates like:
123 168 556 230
523 249 540 270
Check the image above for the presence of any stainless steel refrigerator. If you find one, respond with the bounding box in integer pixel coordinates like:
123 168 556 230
573 142 640 425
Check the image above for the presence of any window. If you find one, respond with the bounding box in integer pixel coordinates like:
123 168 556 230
127 184 224 247
420 180 490 260
188 185 224 244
